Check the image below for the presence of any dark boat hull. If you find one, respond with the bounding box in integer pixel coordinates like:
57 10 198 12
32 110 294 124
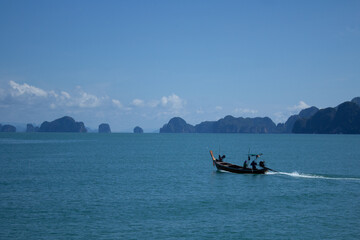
214 161 268 174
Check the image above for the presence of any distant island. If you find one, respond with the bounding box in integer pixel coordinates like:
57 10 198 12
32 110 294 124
0 124 16 132
39 116 87 133
98 123 111 133
1 97 360 134
160 107 320 134
133 126 144 133
293 101 360 134
26 124 39 133
160 97 360 134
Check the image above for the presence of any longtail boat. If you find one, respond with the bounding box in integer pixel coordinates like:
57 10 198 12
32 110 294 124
210 150 272 174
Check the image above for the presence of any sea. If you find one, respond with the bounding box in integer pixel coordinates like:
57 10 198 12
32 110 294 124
1 133 360 240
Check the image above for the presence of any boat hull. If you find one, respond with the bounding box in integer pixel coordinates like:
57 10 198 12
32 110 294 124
214 161 268 174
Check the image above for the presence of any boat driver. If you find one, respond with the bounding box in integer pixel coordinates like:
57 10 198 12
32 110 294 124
259 161 265 168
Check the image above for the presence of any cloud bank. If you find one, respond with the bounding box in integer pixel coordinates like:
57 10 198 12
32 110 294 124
0 81 187 129
0 80 311 130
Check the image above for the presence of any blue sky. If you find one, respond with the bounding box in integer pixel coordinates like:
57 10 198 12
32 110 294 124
1 0 359 132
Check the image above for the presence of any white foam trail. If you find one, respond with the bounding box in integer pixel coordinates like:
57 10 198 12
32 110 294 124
267 171 360 181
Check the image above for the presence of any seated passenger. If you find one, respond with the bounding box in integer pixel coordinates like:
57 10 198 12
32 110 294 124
250 160 257 170
243 160 248 168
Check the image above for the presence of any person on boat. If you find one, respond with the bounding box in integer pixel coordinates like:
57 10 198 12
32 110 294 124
259 161 266 168
218 155 226 162
243 160 248 168
250 160 257 170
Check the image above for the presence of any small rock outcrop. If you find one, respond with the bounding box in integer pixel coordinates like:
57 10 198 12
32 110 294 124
26 124 39 132
98 123 111 133
1 124 16 132
39 116 87 133
133 126 144 133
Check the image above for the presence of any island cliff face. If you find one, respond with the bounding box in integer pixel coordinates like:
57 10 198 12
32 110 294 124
276 106 319 133
39 116 87 132
98 123 111 133
195 115 277 133
293 102 360 134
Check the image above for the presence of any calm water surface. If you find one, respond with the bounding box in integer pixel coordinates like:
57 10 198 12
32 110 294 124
1 133 360 239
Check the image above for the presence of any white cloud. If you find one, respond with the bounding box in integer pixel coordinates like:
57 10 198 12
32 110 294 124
215 106 223 111
112 99 123 108
76 92 101 108
132 98 145 107
161 94 185 110
196 109 204 114
273 112 287 123
289 101 310 111
9 80 48 97
234 108 258 114
61 91 71 99
1 81 192 130
148 100 160 108
3 80 105 109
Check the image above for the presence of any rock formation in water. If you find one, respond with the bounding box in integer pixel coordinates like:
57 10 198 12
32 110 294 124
293 101 360 134
39 116 87 133
1 124 16 132
98 123 111 133
133 126 144 133
160 117 195 133
26 124 39 132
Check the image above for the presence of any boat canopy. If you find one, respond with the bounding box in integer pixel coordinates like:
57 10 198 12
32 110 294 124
248 153 263 157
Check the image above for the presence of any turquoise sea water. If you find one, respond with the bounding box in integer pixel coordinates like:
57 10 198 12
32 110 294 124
1 133 360 239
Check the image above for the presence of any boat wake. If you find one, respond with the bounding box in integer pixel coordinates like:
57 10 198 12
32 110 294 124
266 171 360 181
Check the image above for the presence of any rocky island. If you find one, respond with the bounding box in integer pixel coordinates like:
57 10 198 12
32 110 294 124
98 123 111 133
39 116 87 132
0 124 16 132
160 117 195 133
26 124 39 132
133 126 144 133
159 97 360 134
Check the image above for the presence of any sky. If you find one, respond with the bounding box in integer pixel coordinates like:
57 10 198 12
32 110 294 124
0 0 359 132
